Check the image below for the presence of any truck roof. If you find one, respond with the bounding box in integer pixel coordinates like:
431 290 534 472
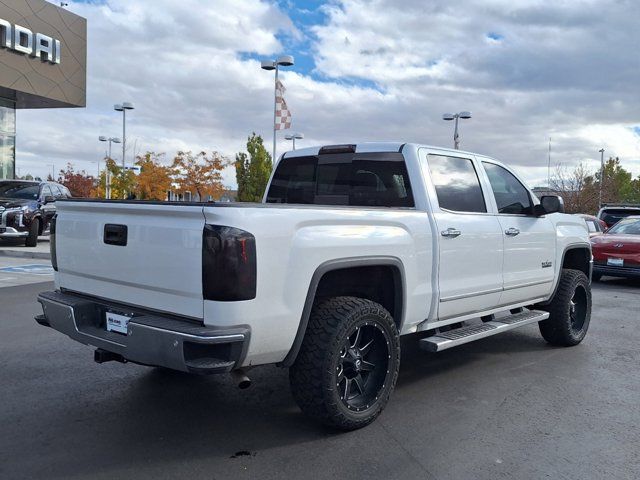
282 142 480 159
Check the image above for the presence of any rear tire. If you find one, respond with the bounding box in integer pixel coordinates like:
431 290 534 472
25 219 39 247
538 269 591 346
289 296 400 430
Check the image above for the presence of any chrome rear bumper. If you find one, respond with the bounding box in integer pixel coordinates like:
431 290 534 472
37 290 249 374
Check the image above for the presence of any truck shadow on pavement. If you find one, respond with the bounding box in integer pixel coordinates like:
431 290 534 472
42 328 558 478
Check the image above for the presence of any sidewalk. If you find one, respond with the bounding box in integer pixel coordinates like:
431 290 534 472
0 238 51 260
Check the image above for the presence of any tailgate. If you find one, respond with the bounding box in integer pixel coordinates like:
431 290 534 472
55 201 205 319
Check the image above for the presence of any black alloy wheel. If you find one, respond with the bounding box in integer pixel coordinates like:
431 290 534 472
336 322 391 412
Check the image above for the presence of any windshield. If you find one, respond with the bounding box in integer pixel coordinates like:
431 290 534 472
607 217 640 235
0 182 40 200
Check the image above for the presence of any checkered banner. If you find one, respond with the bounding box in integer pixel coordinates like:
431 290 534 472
275 79 291 130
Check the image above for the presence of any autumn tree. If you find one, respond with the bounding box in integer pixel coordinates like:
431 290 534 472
92 158 137 199
58 163 95 197
135 152 173 200
171 150 228 201
235 133 272 202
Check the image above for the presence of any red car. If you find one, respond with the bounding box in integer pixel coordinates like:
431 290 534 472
591 215 640 281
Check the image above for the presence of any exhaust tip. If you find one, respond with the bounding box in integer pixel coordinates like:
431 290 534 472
231 370 252 389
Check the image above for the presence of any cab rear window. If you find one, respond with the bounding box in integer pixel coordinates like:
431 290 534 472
266 152 414 207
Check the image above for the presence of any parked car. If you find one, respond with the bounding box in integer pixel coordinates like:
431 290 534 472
597 204 640 228
591 215 640 281
0 180 71 247
35 143 592 430
575 214 607 237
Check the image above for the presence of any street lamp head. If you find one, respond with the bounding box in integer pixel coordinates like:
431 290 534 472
599 148 605 153
99 136 107 142
285 134 294 140
459 111 472 119
261 60 276 71
276 55 294 67
111 137 122 144
442 113 455 121
122 102 134 110
114 104 124 111
294 133 304 139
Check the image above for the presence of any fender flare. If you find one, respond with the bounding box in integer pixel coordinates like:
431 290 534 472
280 256 406 367
540 242 592 305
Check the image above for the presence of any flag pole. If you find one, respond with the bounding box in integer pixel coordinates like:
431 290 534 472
273 64 279 163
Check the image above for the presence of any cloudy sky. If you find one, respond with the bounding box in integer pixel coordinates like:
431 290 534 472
16 0 640 187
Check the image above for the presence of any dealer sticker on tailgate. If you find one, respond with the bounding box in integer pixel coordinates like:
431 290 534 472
106 312 131 335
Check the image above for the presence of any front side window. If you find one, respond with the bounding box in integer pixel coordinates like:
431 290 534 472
41 185 54 199
483 162 532 215
427 155 486 213
266 152 414 207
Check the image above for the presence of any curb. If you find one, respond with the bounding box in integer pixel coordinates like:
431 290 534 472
0 250 52 260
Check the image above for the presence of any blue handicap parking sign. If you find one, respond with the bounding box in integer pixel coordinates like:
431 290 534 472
0 264 54 275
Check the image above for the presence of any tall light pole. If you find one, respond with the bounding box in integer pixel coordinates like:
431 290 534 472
99 136 121 200
442 111 472 149
113 102 134 171
285 132 304 150
598 148 605 209
261 55 294 162
47 163 55 180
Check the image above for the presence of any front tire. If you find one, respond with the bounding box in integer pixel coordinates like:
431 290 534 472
538 269 591 346
25 218 39 247
289 296 400 430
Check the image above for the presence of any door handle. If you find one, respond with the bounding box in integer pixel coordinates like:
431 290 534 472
441 228 461 238
505 227 520 236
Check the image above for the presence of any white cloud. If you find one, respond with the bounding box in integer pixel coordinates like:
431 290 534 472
14 0 640 190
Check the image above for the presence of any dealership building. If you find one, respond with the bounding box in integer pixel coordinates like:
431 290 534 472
0 0 86 179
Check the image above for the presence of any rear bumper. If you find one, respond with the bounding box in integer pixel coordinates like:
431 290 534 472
36 290 249 374
593 263 640 279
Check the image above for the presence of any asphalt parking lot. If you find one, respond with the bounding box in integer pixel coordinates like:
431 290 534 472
1 276 639 480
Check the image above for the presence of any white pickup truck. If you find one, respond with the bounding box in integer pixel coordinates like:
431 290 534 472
36 142 592 430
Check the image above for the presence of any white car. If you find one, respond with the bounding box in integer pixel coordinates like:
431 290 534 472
36 142 592 430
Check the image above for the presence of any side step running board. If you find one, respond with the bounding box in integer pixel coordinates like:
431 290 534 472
420 310 550 352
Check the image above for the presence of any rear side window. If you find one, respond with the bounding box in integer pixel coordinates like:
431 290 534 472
427 155 486 213
483 162 532 215
585 220 599 233
266 152 414 207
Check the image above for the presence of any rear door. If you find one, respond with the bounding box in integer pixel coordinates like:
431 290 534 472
479 160 556 304
55 201 206 318
419 151 504 320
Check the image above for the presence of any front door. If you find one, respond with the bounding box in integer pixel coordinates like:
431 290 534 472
421 152 504 320
480 161 556 304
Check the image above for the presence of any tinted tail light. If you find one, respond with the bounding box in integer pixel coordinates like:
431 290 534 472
202 225 256 301
50 214 58 271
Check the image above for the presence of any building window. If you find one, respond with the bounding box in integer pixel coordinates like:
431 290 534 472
0 98 16 180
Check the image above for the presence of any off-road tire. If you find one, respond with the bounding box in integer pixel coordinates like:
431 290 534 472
538 269 591 346
25 218 39 247
289 296 400 430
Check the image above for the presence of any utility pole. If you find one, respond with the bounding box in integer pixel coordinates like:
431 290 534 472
547 137 552 189
261 56 294 162
598 148 605 209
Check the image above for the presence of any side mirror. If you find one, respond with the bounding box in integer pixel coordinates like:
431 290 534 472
44 195 56 204
535 195 564 215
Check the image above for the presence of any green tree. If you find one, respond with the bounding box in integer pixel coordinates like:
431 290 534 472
596 157 639 205
235 133 272 202
92 158 137 199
